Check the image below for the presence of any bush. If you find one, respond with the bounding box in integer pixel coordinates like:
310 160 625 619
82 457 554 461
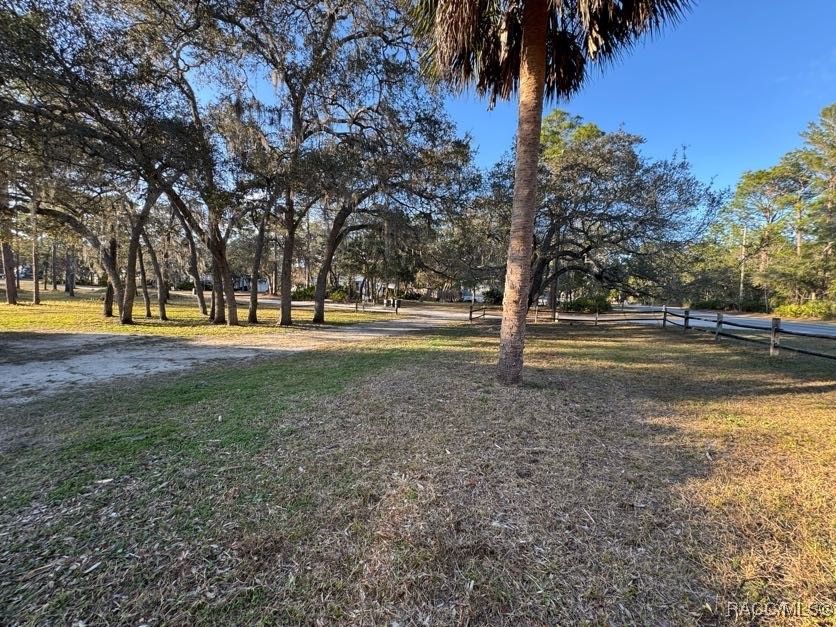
690 299 728 311
686 298 768 313
400 290 422 301
739 299 768 313
175 279 194 290
290 285 315 300
328 287 348 303
562 295 612 313
482 288 503 305
774 301 836 320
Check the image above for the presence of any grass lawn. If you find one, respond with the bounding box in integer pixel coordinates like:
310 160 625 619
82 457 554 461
0 285 394 336
0 324 834 625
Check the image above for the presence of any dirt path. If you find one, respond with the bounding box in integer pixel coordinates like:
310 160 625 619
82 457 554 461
0 314 460 405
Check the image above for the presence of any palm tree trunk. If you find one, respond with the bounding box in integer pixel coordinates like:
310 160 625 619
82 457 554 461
496 0 548 385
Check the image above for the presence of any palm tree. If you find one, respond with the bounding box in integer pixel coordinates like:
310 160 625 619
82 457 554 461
414 0 691 384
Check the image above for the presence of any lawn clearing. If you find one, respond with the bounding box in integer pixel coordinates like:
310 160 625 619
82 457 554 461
0 324 833 625
0 285 394 336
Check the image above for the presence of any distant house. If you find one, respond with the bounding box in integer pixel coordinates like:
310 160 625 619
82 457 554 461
202 275 269 293
460 284 492 303
232 276 269 293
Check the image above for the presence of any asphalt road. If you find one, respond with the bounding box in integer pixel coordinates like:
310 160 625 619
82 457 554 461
622 305 836 338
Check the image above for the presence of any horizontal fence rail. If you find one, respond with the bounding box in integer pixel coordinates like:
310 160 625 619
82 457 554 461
465 301 834 362
658 306 835 361
500 303 836 363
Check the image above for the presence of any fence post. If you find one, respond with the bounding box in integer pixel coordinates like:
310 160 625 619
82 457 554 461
662 305 667 328
534 303 539 323
770 317 780 356
355 301 358 312
715 312 723 342
683 309 690 332
395 299 399 315
469 304 473 323
594 310 599 326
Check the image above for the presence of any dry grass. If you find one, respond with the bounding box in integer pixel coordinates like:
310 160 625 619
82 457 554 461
0 324 834 625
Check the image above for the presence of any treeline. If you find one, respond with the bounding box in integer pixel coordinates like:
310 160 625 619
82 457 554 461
0 0 471 325
2 1 769 325
667 104 835 318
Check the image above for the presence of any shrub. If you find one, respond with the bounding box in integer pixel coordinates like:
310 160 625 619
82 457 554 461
690 299 729 311
774 301 836 320
400 290 422 301
739 299 768 313
328 287 348 303
482 288 503 305
290 285 315 300
175 279 195 290
562 295 612 313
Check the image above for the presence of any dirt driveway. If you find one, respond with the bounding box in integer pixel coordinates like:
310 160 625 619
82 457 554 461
0 314 460 406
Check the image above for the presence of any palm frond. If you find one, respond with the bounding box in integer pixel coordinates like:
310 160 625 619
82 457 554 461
412 0 693 105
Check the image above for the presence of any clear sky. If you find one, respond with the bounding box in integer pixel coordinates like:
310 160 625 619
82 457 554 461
444 0 836 192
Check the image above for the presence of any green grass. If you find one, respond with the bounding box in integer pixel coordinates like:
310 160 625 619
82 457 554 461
0 283 393 336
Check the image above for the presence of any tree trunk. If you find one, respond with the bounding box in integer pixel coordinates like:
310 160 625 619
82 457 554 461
313 205 352 323
138 244 152 318
279 219 296 326
65 248 75 296
209 277 216 321
42 240 48 291
497 0 548 385
208 224 237 325
210 260 225 324
120 193 157 324
174 209 207 315
271 238 279 296
103 237 117 317
142 230 167 321
51 240 57 290
2 241 17 304
0 177 15 304
31 201 40 305
248 214 268 324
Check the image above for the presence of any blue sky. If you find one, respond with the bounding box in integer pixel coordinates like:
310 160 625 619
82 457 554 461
444 0 836 192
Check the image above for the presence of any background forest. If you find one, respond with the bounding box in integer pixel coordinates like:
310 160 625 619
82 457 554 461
1 0 834 322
